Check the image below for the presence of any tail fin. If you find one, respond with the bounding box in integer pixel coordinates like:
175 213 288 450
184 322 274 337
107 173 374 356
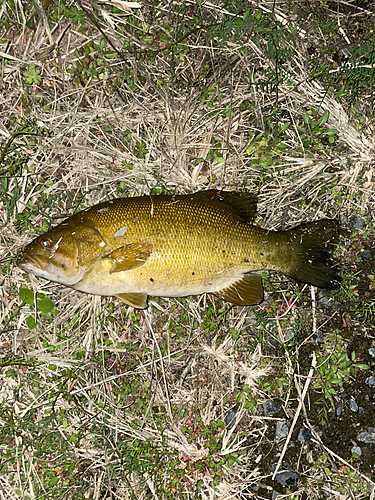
285 219 342 290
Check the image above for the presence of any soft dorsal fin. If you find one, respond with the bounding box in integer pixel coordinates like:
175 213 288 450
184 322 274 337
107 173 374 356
189 190 258 222
213 274 263 305
104 242 153 273
115 292 148 308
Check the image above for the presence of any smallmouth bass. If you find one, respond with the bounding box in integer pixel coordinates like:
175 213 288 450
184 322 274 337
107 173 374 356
18 190 341 308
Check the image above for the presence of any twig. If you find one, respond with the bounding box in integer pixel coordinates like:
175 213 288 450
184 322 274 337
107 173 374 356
272 352 317 480
144 310 173 421
311 285 317 336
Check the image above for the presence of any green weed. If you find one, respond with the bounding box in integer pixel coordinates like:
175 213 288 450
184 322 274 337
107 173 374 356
19 287 57 330
313 332 369 424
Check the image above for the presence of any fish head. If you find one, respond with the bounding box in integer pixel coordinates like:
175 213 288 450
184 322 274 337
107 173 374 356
18 223 105 286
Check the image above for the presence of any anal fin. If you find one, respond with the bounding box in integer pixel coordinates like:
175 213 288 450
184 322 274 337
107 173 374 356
213 274 263 305
115 293 148 308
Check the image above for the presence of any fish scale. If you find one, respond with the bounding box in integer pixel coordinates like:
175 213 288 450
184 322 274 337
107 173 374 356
18 190 341 308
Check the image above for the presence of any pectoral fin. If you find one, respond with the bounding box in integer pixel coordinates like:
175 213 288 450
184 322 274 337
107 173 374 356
214 274 263 305
105 242 152 273
115 293 148 308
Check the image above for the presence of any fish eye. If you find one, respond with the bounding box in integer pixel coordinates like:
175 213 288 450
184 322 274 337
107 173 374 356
41 239 53 248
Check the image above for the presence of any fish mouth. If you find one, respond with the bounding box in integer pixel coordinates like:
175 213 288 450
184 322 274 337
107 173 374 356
18 254 43 271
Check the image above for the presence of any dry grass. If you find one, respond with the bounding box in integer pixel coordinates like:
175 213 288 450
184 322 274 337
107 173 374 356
1 0 375 498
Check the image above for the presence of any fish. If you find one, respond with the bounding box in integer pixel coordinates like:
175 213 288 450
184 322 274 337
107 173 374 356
18 190 341 309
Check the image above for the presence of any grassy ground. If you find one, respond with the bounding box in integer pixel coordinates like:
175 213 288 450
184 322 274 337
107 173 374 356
1 0 375 498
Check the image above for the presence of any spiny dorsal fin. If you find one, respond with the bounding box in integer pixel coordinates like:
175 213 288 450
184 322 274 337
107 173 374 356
104 242 153 273
213 274 263 305
189 190 258 223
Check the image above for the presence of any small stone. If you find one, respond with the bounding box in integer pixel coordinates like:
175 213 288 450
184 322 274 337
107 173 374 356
340 392 348 399
351 446 362 456
312 330 322 345
359 407 365 415
349 399 358 412
358 250 372 260
224 409 237 429
349 215 365 230
369 348 375 358
274 329 294 344
336 405 344 416
298 427 312 444
269 338 278 348
284 329 294 342
263 400 281 415
340 215 348 224
319 296 332 307
357 427 375 444
276 420 289 441
366 376 375 387
270 463 298 487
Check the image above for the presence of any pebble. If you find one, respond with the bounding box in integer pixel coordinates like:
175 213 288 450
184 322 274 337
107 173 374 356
272 329 294 344
276 420 289 441
263 400 281 415
357 427 375 444
319 296 332 307
351 446 362 456
349 399 359 412
284 329 294 342
270 463 298 487
224 409 237 429
369 348 375 358
366 375 375 387
358 250 372 260
336 405 344 416
312 330 322 346
349 215 365 230
298 427 312 444
359 407 365 415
